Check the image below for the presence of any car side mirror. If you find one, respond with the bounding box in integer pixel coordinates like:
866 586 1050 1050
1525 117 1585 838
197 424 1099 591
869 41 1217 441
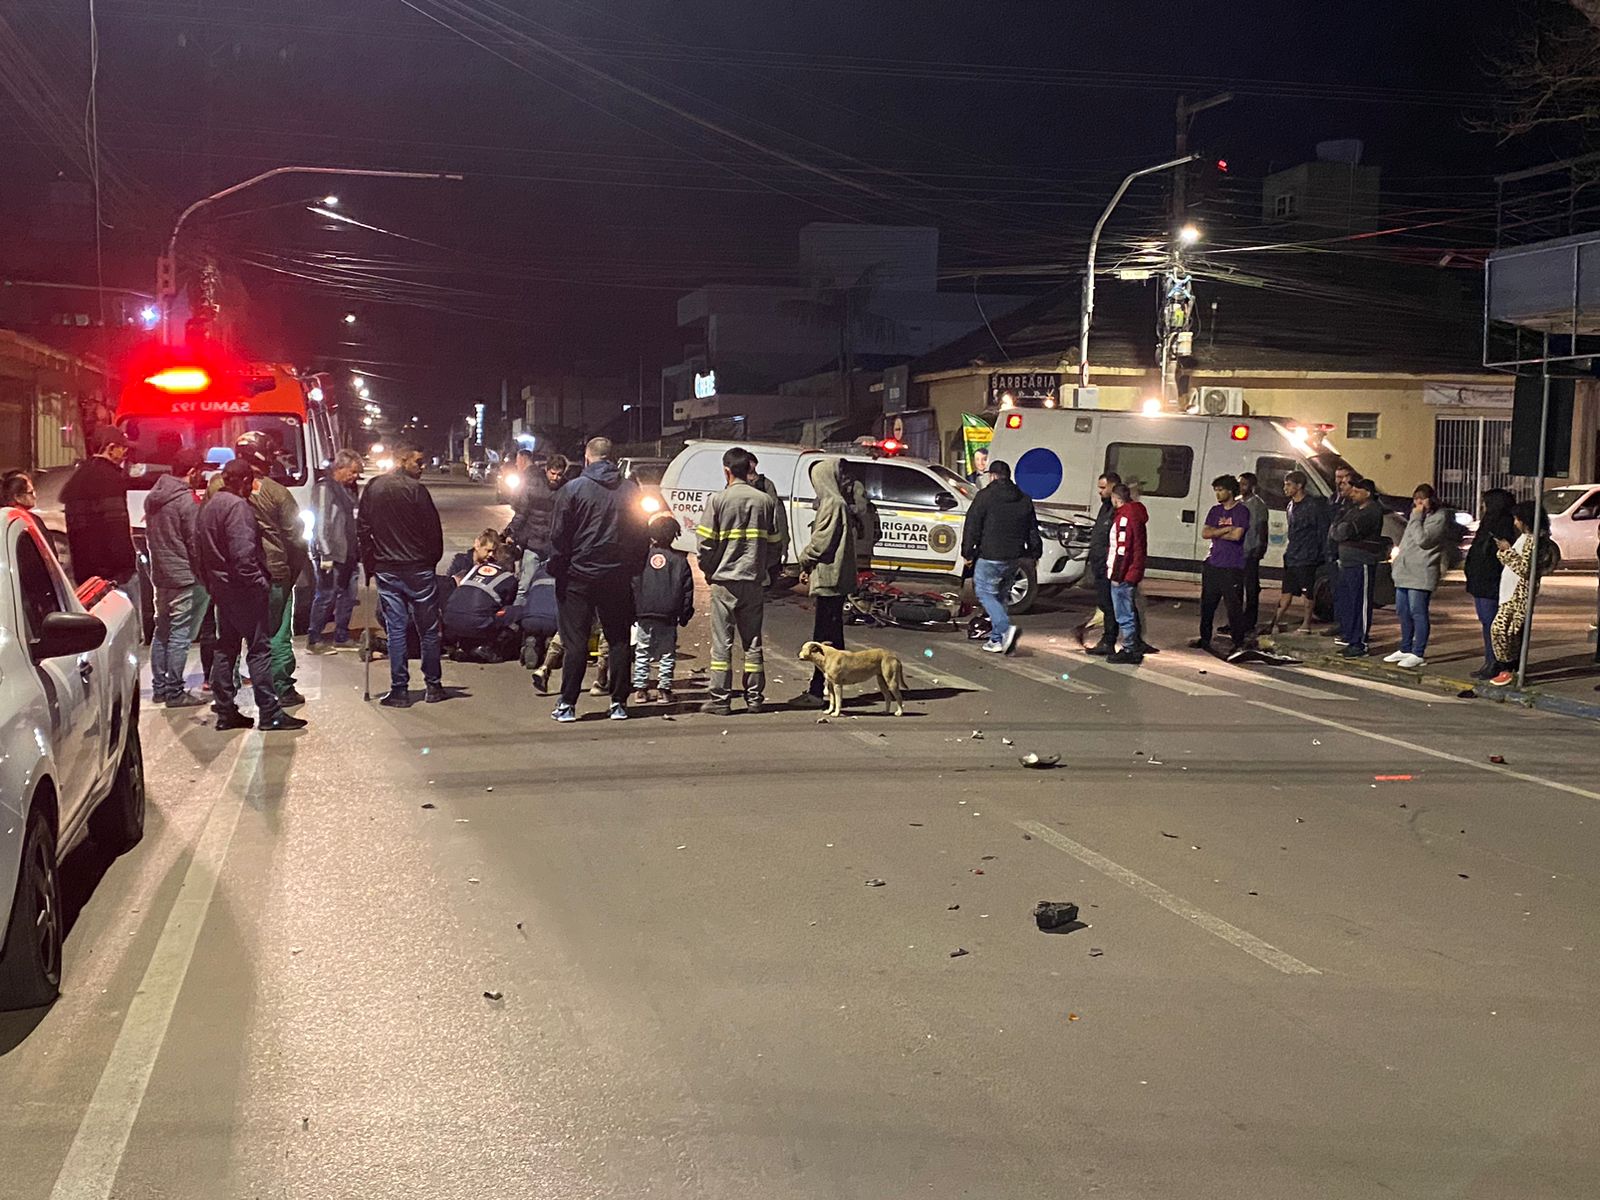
935 490 958 511
31 610 107 661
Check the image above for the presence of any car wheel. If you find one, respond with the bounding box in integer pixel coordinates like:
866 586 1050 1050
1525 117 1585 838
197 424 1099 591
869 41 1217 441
1004 561 1038 615
91 718 146 854
0 807 63 1011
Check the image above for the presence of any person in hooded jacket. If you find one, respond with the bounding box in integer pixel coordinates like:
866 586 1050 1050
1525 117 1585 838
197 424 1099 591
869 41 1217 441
548 436 647 721
306 448 363 653
144 447 209 707
1464 488 1516 680
196 459 305 732
1105 482 1149 663
961 459 1042 655
1385 483 1455 669
793 457 857 708
1083 472 1121 655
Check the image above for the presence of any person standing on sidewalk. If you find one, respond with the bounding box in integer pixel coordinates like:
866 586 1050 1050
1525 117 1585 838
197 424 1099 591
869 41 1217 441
1387 483 1454 669
358 441 447 708
1329 476 1386 658
696 447 782 715
792 457 857 709
62 425 140 622
961 459 1042 656
306 449 363 654
1193 475 1251 655
144 447 209 707
504 452 566 606
1464 488 1516 680
630 514 694 704
1239 471 1270 634
1489 501 1549 686
1268 471 1330 634
210 431 309 706
549 437 647 722
1106 482 1148 664
1083 472 1121 655
197 459 305 732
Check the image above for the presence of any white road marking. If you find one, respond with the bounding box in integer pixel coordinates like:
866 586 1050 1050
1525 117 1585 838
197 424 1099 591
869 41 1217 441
1140 653 1353 702
1098 662 1234 697
1291 667 1465 704
49 739 262 1200
900 660 988 693
1245 699 1600 803
1015 820 1321 977
944 642 1105 694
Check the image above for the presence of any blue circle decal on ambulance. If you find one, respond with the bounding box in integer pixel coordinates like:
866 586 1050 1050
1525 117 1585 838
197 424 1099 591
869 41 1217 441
1014 448 1064 499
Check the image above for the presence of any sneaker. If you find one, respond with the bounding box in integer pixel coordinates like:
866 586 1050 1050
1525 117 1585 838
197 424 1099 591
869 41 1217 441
213 709 254 731
1084 640 1114 657
701 698 733 715
1490 670 1515 687
1341 645 1368 658
307 641 338 656
551 703 578 722
657 687 674 705
588 680 607 697
608 702 629 721
1397 653 1426 669
629 690 650 706
1333 638 1350 647
789 692 827 709
1106 649 1143 665
529 668 548 693
380 689 412 708
259 712 309 732
980 640 1005 654
279 689 307 708
1383 650 1408 663
424 684 447 703
1001 626 1020 655
165 690 207 709
746 699 766 714
1187 637 1212 650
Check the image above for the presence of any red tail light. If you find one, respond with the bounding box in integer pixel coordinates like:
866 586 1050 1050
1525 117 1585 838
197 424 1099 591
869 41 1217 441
144 367 211 394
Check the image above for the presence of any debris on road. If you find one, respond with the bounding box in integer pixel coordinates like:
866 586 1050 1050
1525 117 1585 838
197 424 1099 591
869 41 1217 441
485 786 494 793
420 803 436 810
1034 901 1080 930
981 854 996 860
972 868 985 875
970 730 985 740
1002 737 1014 746
1489 755 1506 764
947 904 960 910
1458 689 1477 699
908 822 924 827
1374 774 1413 782
1458 873 1470 879
1020 753 1061 769
1088 947 1104 958
483 990 504 1002
1067 1012 1080 1021
1311 739 1322 746
1160 831 1179 839
1021 832 1033 841
949 947 970 958
865 878 887 887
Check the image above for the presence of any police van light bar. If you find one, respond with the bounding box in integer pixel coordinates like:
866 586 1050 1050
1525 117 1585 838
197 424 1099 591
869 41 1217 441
876 438 904 456
144 367 211 394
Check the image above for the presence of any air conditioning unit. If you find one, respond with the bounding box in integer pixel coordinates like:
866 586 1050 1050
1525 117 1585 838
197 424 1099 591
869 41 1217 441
1194 386 1246 416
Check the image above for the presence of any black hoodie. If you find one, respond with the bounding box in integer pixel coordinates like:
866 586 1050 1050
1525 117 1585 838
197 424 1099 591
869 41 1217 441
961 478 1043 563
548 460 647 584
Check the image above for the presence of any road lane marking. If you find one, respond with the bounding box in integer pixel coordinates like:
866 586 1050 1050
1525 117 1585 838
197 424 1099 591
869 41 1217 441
1291 667 1465 704
901 660 988 693
1245 699 1600 803
49 738 261 1200
944 642 1105 694
1138 653 1352 702
1092 661 1234 697
1015 820 1321 977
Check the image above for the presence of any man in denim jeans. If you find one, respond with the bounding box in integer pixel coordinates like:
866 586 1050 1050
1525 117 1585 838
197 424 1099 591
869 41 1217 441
358 441 447 708
960 459 1042 655
144 447 209 706
307 449 363 653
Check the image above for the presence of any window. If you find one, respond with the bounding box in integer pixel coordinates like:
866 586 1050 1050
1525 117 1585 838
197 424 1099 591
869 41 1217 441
1253 456 1300 511
14 531 65 644
859 463 945 509
1273 193 1298 219
1104 442 1194 499
1346 412 1380 440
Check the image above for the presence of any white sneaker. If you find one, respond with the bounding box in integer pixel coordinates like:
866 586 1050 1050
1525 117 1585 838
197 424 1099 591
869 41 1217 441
1397 653 1426 669
1383 650 1407 663
1001 626 1020 655
980 641 1005 654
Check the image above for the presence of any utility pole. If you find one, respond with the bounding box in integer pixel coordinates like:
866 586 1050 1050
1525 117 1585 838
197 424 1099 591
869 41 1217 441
1161 93 1231 408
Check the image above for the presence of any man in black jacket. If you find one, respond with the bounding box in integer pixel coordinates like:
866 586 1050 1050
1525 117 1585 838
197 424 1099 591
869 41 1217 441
961 459 1042 655
1330 476 1386 658
547 437 647 721
505 452 567 605
62 425 140 627
1083 471 1120 654
358 441 447 708
197 459 306 731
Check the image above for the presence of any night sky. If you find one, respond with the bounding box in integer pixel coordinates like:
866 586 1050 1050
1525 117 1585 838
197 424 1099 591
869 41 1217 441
0 0 1541 432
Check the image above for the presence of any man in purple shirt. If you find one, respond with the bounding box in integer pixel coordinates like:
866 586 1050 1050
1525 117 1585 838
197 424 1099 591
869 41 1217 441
1191 474 1251 654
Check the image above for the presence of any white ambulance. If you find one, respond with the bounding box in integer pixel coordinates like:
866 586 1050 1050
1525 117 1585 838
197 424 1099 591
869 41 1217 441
657 440 1094 610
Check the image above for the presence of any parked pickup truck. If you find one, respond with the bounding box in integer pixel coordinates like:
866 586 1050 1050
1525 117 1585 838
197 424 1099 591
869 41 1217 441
0 506 145 1010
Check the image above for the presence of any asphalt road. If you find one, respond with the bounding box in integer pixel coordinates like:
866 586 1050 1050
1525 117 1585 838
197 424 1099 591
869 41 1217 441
4 476 1598 1199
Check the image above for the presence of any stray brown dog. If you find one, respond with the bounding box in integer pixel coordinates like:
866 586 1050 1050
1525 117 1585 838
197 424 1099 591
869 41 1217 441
798 641 906 720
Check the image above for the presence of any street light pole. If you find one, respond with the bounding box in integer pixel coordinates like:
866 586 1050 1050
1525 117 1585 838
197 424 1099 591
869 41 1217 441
156 165 464 341
1078 154 1198 392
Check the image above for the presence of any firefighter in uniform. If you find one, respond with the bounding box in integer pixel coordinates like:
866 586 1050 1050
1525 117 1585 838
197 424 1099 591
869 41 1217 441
696 446 783 715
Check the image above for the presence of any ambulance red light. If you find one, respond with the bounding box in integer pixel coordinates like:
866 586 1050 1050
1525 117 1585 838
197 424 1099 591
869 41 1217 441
1230 423 1250 441
877 438 904 455
1004 413 1023 429
144 367 211 394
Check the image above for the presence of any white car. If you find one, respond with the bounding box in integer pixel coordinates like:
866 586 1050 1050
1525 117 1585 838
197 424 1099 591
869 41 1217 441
1 507 145 1010
1540 484 1600 569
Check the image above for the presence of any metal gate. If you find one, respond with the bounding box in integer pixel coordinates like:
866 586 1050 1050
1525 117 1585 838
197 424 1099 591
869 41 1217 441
1434 415 1535 512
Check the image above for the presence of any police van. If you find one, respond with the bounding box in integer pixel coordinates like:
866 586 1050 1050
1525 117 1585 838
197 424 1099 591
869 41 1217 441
658 440 1093 609
986 409 1373 580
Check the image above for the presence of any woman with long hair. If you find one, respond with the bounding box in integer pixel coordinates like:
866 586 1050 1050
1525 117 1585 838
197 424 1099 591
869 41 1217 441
1488 500 1549 687
1463 489 1516 679
1386 483 1454 669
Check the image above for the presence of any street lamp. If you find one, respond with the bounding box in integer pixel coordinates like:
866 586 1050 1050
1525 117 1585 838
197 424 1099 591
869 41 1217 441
1078 153 1199 391
1178 224 1202 246
155 164 463 341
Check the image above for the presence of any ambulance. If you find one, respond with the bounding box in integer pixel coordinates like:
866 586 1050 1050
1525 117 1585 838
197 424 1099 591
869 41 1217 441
658 439 1094 610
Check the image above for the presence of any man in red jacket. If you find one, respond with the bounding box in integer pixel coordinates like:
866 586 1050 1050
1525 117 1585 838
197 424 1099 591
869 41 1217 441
1106 482 1149 664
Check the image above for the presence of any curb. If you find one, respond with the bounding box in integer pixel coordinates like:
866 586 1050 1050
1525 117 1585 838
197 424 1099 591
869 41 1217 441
1286 645 1600 723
